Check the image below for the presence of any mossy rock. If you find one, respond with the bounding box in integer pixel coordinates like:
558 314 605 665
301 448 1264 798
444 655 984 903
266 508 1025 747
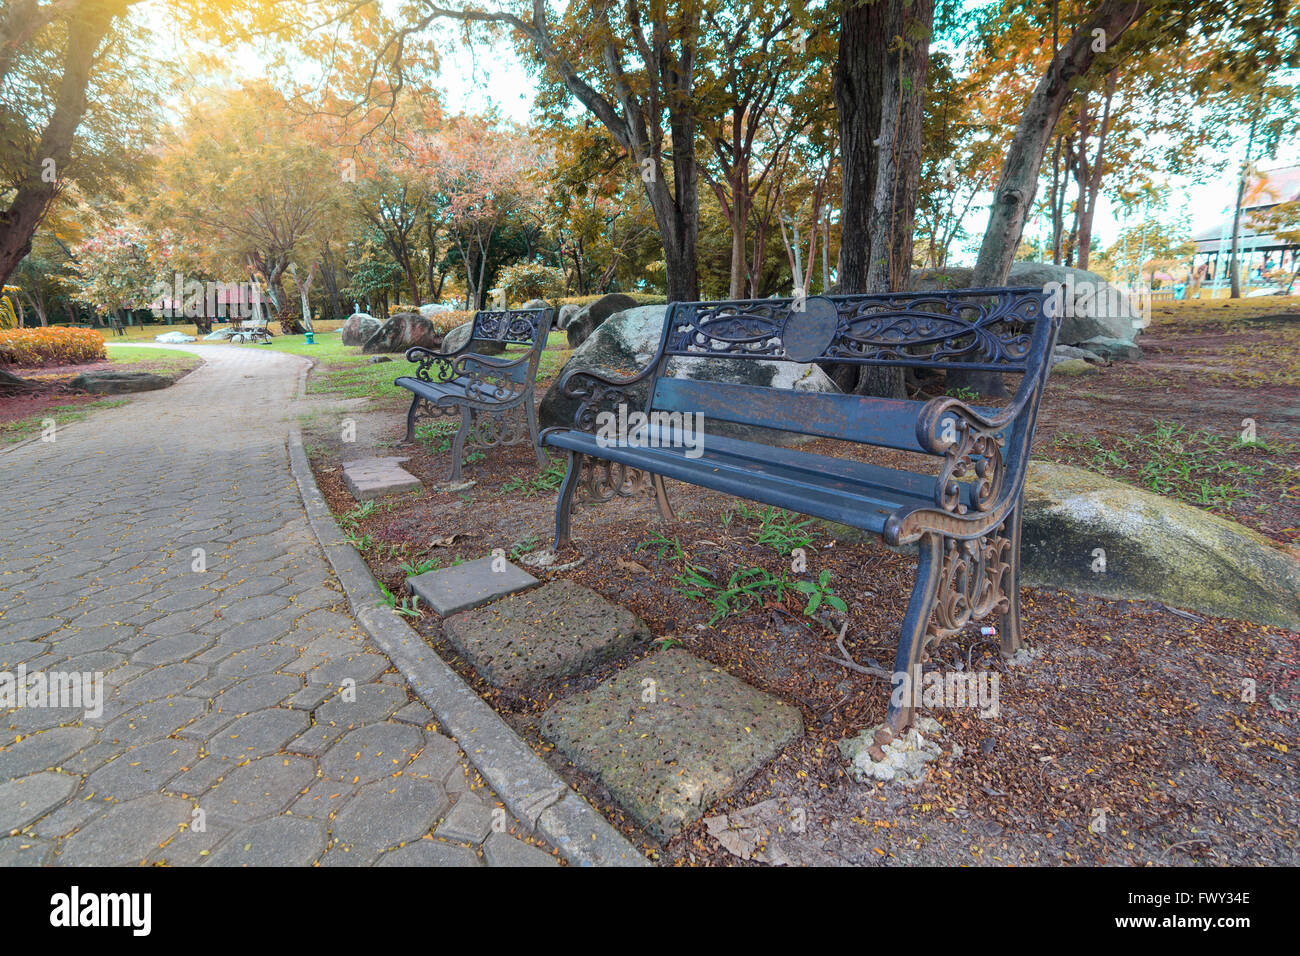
1021 461 1300 629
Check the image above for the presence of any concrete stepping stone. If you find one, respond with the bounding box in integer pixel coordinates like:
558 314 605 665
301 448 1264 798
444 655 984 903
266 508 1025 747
540 649 803 842
442 579 650 691
407 556 537 617
341 456 422 500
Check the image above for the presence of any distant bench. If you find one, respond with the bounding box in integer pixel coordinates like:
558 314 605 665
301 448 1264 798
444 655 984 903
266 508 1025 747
396 307 554 484
540 289 1061 737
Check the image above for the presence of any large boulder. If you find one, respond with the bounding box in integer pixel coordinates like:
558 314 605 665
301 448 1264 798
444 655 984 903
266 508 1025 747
910 262 1143 348
539 304 840 446
72 370 172 394
153 331 195 344
1021 461 1300 630
362 312 444 354
341 312 381 346
566 293 639 348
418 303 453 317
439 321 505 356
558 303 582 330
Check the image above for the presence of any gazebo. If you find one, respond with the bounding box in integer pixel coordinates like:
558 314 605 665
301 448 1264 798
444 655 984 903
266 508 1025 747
1191 164 1300 294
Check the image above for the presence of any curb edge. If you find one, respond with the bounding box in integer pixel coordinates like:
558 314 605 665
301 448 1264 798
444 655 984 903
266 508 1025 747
286 426 649 868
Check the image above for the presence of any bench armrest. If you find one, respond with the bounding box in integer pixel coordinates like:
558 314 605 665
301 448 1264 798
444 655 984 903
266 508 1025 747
403 346 457 383
457 351 532 371
915 373 1039 516
558 364 659 433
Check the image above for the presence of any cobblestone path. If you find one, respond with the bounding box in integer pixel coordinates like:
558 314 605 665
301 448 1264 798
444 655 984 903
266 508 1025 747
0 345 556 866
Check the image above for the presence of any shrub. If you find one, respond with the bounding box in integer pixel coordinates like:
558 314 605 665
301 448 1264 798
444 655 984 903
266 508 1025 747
428 309 476 334
557 292 667 307
0 326 107 367
497 261 566 305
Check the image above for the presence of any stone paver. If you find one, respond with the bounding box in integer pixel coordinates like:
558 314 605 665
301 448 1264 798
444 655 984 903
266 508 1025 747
482 831 561 867
0 346 548 865
443 579 651 690
540 649 804 841
341 456 423 500
407 556 538 616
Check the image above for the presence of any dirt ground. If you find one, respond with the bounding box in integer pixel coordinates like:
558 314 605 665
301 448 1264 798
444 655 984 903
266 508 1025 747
304 299 1300 866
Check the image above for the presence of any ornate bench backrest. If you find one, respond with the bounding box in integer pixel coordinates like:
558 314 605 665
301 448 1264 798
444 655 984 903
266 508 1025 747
647 288 1059 468
470 308 551 347
464 307 555 385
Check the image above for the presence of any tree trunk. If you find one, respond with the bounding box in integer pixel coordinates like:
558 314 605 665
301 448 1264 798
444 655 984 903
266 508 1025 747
833 0 931 400
1076 70 1116 271
265 264 302 334
0 367 39 393
23 284 48 326
728 184 748 299
958 0 1146 395
643 167 699 303
972 1 1144 289
835 0 885 296
289 262 314 333
866 0 932 295
320 243 344 320
1049 134 1064 264
822 215 832 292
1228 112 1258 300
0 10 111 289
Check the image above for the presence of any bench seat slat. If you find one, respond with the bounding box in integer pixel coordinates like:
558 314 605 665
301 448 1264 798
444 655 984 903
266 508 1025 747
394 376 514 404
648 427 976 510
545 429 942 534
652 378 934 452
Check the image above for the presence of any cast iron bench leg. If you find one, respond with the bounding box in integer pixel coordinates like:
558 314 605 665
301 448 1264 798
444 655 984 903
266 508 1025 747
885 531 944 735
448 406 472 484
553 450 582 550
999 508 1024 657
403 393 422 444
651 473 675 521
526 401 547 469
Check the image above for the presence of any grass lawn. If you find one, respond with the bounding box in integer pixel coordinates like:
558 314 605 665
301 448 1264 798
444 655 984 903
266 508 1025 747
241 327 573 402
83 322 572 404
104 343 204 376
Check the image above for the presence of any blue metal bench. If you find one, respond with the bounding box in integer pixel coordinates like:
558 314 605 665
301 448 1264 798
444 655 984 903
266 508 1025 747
397 306 555 484
540 288 1061 738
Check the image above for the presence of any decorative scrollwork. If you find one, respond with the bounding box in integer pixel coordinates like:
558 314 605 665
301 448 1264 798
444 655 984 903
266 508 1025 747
473 309 543 344
665 301 788 355
407 348 455 384
465 407 531 449
829 292 1039 368
407 346 529 406
455 358 528 405
577 454 649 502
661 289 1046 370
562 368 655 433
933 419 1006 514
926 524 1014 644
